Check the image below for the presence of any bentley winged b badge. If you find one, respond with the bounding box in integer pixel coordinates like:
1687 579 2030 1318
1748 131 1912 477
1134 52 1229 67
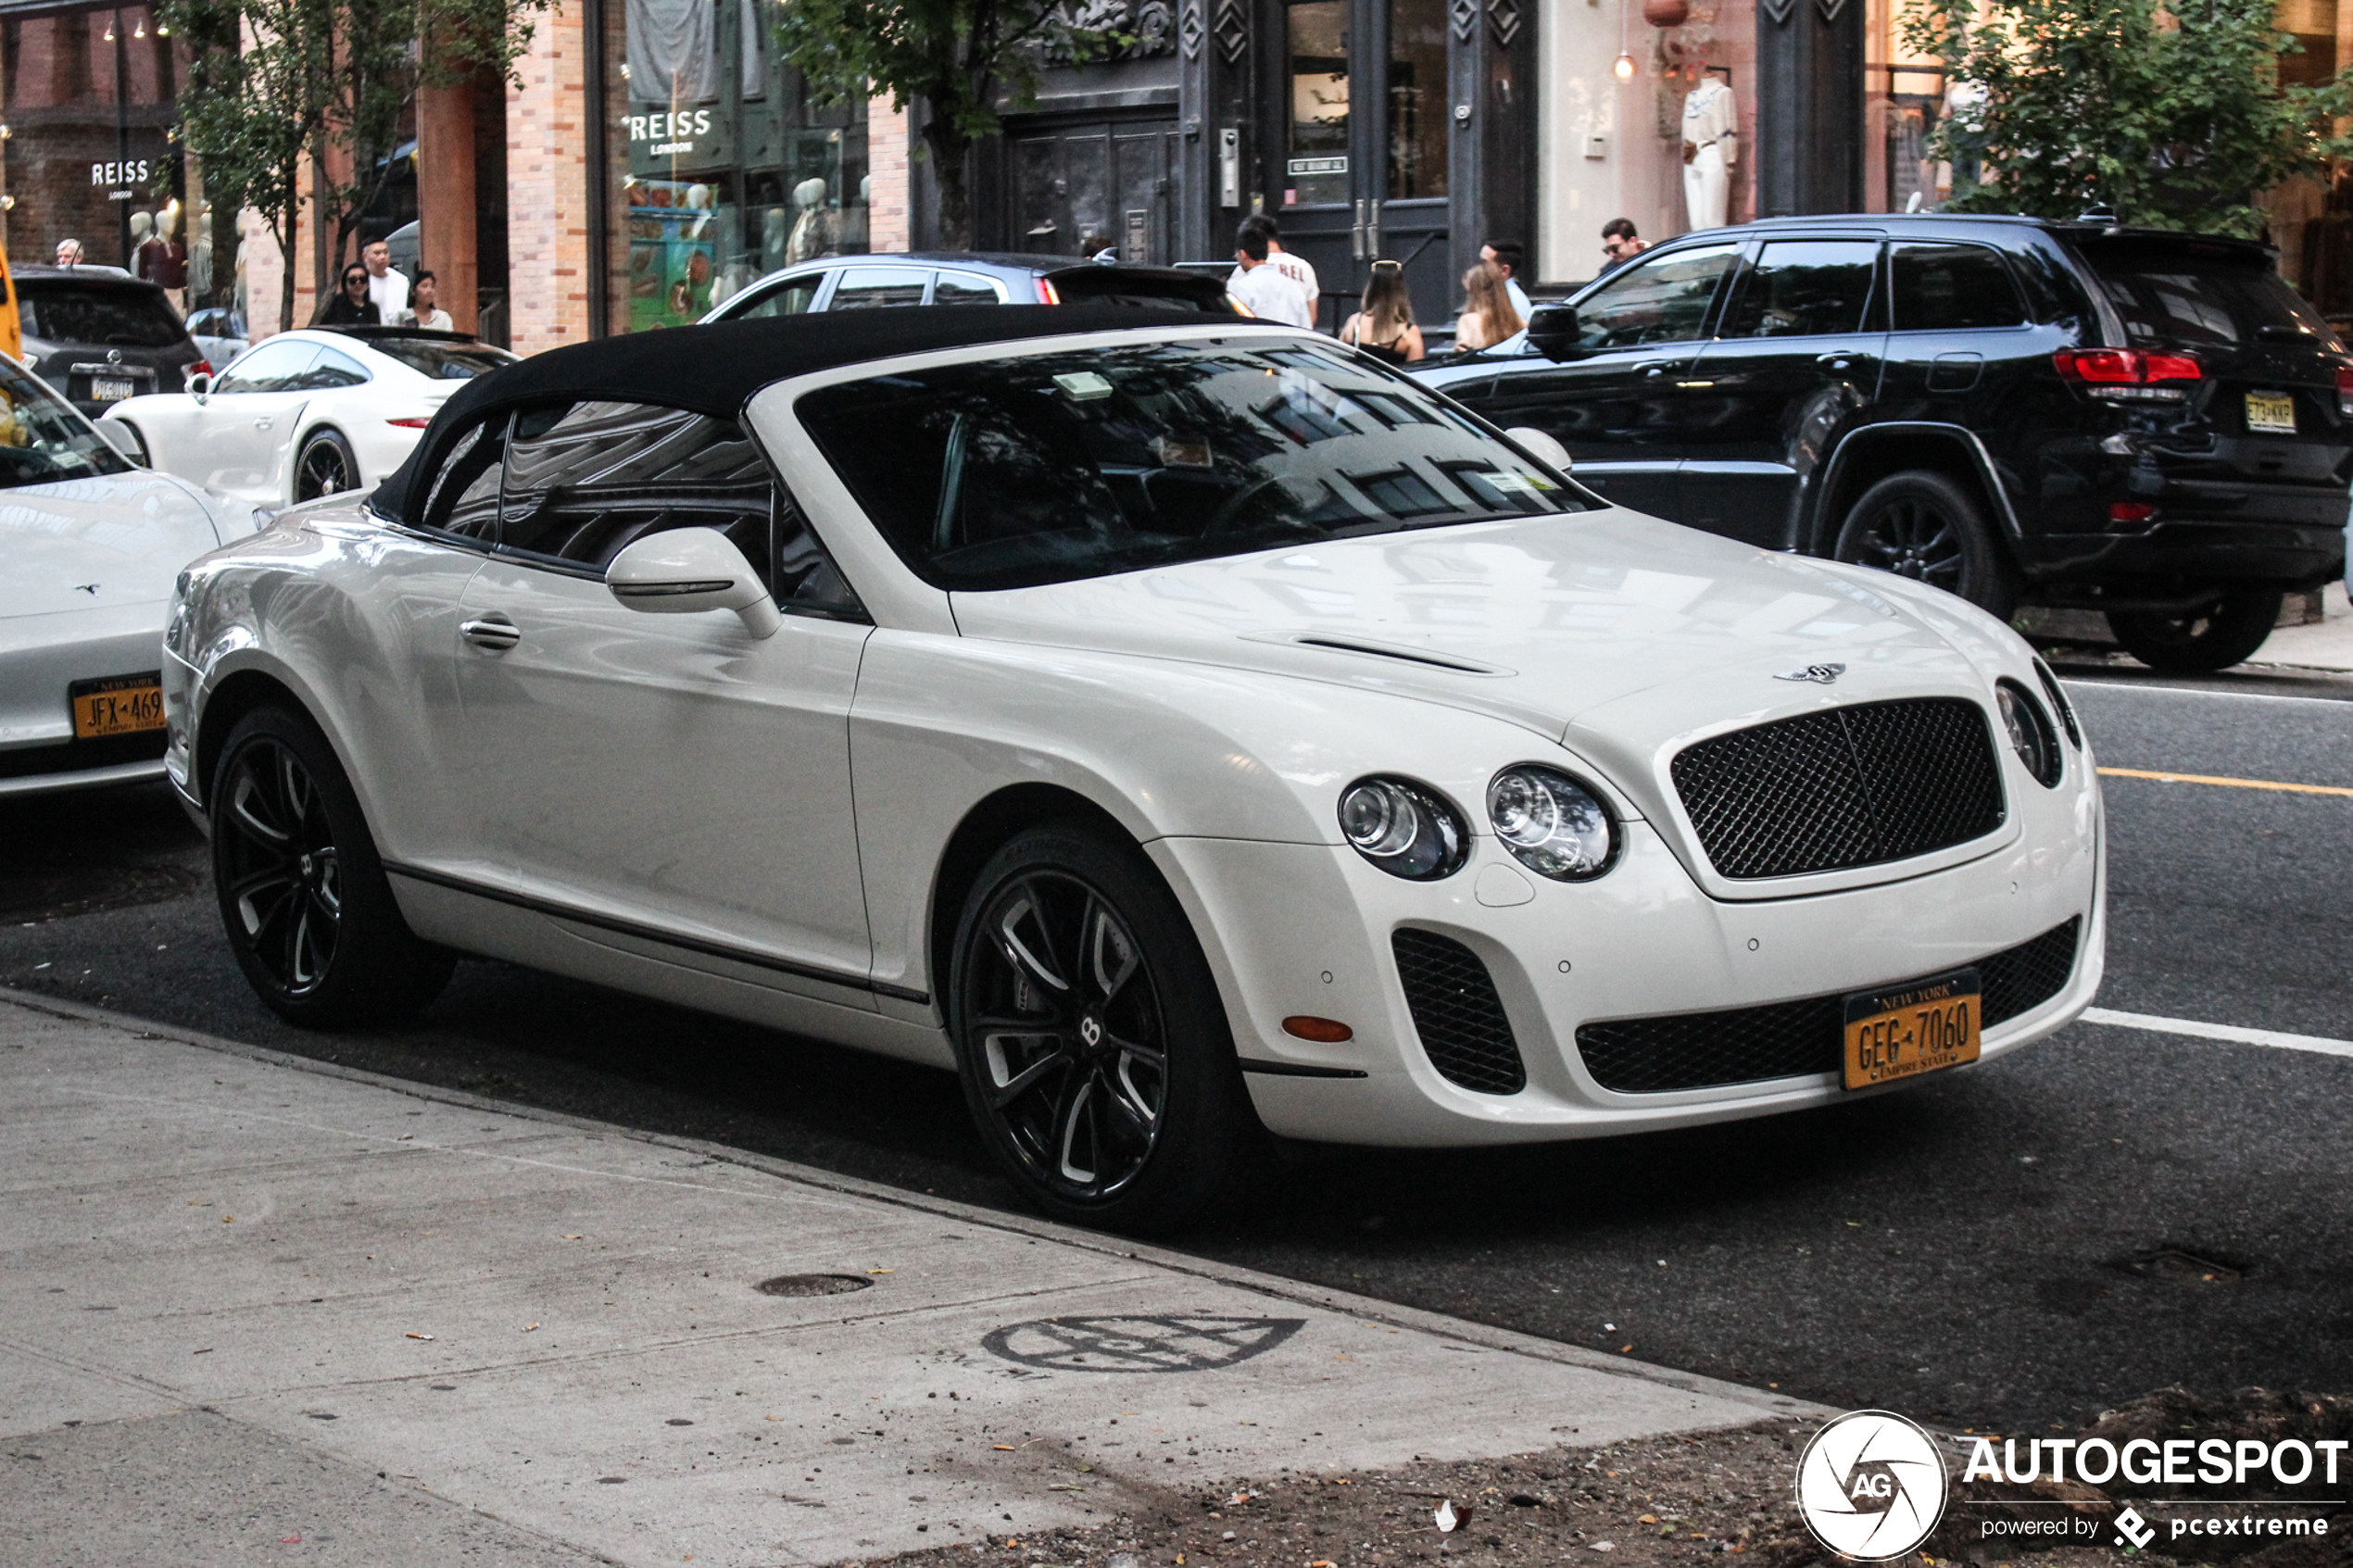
1775 662 1846 685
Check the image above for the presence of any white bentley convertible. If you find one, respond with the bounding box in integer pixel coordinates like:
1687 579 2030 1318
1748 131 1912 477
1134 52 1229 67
162 307 2103 1230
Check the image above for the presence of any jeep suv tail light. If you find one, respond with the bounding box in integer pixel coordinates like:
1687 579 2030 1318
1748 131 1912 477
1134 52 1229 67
2055 347 2202 402
2336 366 2353 417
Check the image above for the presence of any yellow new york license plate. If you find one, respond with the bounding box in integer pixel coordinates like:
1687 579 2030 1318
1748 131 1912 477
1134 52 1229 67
2246 391 2297 434
1843 968 1982 1090
69 672 164 738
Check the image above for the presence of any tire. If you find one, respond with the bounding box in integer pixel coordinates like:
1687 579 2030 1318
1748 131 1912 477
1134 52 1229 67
209 705 453 1026
294 429 359 502
1833 470 2019 620
2107 590 2284 673
946 822 1264 1234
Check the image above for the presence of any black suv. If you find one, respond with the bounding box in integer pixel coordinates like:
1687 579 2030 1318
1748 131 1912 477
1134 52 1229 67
1411 214 2352 671
12 265 207 420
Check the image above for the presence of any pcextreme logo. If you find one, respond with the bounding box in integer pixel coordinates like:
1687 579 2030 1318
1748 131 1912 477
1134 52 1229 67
1794 1410 1950 1561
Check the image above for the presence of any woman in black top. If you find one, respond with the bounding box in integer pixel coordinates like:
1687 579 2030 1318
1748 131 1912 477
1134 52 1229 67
319 263 381 325
1340 259 1424 364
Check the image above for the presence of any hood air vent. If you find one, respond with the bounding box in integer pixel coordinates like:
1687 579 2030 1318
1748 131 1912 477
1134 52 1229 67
1252 632 1512 676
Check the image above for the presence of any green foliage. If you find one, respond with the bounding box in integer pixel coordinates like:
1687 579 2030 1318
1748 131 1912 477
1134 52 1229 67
158 0 546 325
773 0 1126 246
1905 0 2353 237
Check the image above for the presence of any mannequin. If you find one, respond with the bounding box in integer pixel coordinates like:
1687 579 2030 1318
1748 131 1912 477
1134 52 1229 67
785 176 837 264
140 205 189 310
1681 74 1738 231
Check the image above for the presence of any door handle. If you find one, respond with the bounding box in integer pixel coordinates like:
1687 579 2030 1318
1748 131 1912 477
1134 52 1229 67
1816 351 1871 370
1368 206 1381 259
1635 360 1676 378
459 615 520 652
253 417 273 429
1353 200 1368 262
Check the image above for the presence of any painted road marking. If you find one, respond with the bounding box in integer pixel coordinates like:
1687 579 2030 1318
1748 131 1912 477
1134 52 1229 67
2082 1008 2353 1060
2062 680 2353 708
2096 766 2353 798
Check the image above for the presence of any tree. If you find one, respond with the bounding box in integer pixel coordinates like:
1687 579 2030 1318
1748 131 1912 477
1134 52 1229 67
772 0 1126 248
1905 0 2353 236
158 0 545 330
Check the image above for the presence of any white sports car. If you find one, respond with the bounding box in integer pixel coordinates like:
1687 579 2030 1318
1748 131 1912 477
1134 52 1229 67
1 355 246 796
162 308 2104 1231
101 326 516 508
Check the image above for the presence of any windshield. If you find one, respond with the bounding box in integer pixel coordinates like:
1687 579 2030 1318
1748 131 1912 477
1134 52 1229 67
361 337 517 380
2077 244 2336 348
18 284 189 348
0 358 130 486
797 338 1585 591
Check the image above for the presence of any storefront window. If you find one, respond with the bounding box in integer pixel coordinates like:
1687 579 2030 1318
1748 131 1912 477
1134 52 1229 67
1386 0 1445 199
610 0 866 332
1286 1 1350 207
0 6 203 305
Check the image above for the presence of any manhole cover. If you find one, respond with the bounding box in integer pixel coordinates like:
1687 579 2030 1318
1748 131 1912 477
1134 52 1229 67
2121 1248 2243 1285
755 1273 875 1298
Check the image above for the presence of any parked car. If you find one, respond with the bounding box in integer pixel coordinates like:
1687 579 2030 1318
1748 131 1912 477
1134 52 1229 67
1412 214 2352 671
12 265 207 420
163 305 2101 1230
185 306 249 369
102 326 517 505
702 252 1240 321
0 351 245 796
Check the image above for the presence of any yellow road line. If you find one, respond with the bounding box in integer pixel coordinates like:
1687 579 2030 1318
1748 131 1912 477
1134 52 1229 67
2097 766 2353 798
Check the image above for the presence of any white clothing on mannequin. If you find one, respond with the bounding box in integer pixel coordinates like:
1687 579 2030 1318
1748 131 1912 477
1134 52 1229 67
1681 78 1738 230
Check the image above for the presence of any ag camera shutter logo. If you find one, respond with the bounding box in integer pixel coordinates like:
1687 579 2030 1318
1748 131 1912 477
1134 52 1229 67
1794 1410 1950 1560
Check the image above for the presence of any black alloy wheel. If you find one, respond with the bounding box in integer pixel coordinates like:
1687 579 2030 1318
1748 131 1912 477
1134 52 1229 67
210 706 452 1026
949 823 1261 1233
2107 589 2284 673
1834 470 2019 619
294 429 359 501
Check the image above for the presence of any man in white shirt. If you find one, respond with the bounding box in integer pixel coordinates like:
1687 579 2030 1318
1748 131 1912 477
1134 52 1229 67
1228 222 1313 328
1229 215 1318 328
1481 239 1533 325
361 238 409 323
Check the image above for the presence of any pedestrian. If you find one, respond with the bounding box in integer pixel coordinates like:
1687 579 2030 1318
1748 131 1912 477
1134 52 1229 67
1229 214 1318 327
402 270 455 331
1080 232 1119 264
1599 218 1648 278
1228 220 1314 328
320 263 382 325
1479 239 1533 324
360 237 409 322
54 237 83 267
1339 259 1424 364
1453 263 1523 352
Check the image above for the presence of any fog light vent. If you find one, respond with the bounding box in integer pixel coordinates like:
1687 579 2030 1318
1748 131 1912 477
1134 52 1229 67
1391 930 1526 1095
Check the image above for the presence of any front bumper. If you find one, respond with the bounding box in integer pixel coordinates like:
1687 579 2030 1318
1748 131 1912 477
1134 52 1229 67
1156 772 2102 1147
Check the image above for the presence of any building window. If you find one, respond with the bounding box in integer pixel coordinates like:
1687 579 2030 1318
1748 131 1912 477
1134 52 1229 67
0 6 200 303
608 0 867 332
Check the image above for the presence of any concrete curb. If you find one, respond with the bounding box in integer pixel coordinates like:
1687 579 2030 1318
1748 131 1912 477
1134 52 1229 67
0 984 1831 1425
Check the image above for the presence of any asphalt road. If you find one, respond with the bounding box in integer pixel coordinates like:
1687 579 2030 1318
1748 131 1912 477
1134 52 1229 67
5 660 2349 1436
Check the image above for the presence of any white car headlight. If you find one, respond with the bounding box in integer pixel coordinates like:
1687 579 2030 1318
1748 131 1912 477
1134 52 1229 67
1487 765 1617 880
1338 775 1469 880
1995 680 2063 788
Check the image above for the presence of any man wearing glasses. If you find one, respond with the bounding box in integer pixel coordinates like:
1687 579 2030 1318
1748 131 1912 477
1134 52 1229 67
1599 219 1648 279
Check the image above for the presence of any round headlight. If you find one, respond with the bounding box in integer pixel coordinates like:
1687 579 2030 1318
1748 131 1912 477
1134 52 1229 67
1996 681 2062 788
1338 776 1469 880
1487 765 1617 880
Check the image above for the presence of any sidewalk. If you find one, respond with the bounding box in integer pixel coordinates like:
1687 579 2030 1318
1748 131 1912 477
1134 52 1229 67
0 991 1815 1568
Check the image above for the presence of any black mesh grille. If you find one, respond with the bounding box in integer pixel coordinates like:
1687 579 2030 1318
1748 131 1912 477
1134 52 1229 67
1392 929 1527 1095
1575 917 2082 1094
1669 698 2006 879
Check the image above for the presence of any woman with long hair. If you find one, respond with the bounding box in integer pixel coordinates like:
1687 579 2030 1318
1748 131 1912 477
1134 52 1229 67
1340 259 1425 364
1453 262 1523 352
319 263 380 326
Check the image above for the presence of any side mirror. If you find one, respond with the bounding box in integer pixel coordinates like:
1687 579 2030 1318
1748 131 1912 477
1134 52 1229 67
1524 305 1584 362
94 420 146 465
1504 426 1573 474
187 371 213 403
606 526 781 638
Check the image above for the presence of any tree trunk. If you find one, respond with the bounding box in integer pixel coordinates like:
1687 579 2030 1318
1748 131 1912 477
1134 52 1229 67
923 118 975 249
278 198 299 340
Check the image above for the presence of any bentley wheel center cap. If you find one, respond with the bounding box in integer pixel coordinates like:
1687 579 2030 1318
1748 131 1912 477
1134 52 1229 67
1078 1014 1104 1048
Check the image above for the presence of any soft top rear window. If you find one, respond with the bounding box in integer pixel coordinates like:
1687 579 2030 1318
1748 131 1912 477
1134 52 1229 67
17 284 188 348
797 337 1586 592
2076 243 2334 349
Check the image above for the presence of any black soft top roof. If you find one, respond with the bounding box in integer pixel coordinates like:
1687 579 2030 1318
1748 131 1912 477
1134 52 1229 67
371 303 1273 526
